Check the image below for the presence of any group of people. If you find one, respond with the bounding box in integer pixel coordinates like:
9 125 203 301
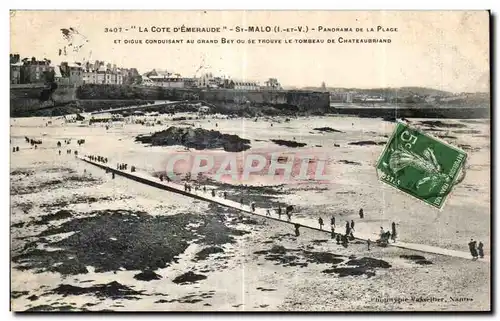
116 162 127 170
158 174 171 183
468 239 485 260
180 182 229 200
378 223 398 244
12 146 20 152
56 139 73 148
58 149 78 156
86 155 109 164
25 137 42 146
258 204 294 221
305 211 398 250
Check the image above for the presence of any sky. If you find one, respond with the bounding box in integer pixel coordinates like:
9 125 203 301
10 10 490 92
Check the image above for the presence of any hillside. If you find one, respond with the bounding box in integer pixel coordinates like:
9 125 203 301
300 86 453 97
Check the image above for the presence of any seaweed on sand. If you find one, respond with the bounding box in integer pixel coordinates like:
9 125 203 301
13 209 249 275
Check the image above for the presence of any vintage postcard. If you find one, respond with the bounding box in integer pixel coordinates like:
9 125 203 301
9 10 491 312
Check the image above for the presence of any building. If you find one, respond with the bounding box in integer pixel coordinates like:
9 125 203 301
68 63 83 86
54 66 70 86
141 76 155 87
82 69 98 84
21 58 54 84
147 75 197 88
263 78 282 90
79 61 125 85
9 54 129 86
121 68 140 85
222 79 260 90
59 62 83 86
198 72 213 88
10 62 22 84
197 73 224 88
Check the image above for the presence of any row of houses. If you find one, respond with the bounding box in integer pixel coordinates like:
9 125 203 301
10 54 140 86
10 54 282 91
53 63 125 86
10 55 54 84
330 91 431 104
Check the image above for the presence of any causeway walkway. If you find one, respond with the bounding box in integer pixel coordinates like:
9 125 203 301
78 156 490 263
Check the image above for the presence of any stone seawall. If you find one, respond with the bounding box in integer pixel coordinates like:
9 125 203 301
10 84 489 119
75 85 330 114
197 89 329 113
10 85 77 115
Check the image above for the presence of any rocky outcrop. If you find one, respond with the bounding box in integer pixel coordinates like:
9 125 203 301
135 127 251 152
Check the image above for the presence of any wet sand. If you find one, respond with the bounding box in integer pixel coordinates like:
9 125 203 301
10 114 490 311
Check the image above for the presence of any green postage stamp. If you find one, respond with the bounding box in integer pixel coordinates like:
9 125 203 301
376 122 467 209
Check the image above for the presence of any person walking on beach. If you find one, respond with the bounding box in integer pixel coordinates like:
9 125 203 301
286 211 292 222
468 239 478 260
331 225 335 239
277 206 282 219
294 224 300 237
359 208 364 219
472 240 478 259
58 150 61 156
330 216 335 227
342 234 349 248
478 242 485 259
266 209 271 216
211 189 216 197
367 239 372 251
345 221 351 236
379 227 385 240
391 222 397 243
251 203 256 212
350 220 355 232
318 217 324 230
223 192 227 199
112 172 115 179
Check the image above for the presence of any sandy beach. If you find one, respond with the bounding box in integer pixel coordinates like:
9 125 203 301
10 114 490 311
